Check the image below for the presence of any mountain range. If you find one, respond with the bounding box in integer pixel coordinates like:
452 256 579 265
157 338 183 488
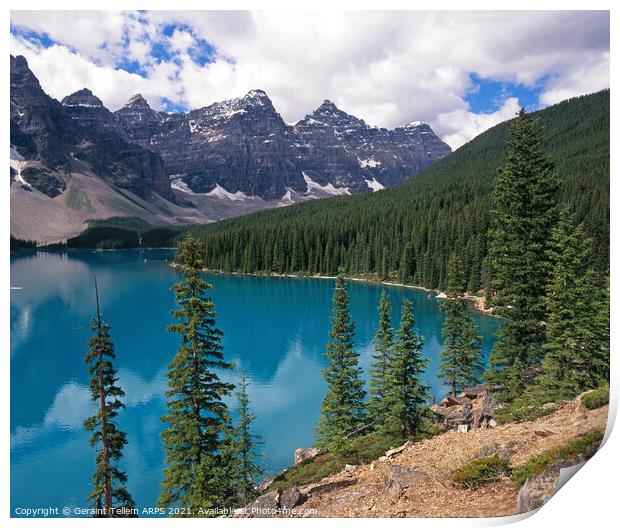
10 55 450 242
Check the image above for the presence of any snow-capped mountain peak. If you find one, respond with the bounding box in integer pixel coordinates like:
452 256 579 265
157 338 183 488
61 88 104 108
125 93 151 109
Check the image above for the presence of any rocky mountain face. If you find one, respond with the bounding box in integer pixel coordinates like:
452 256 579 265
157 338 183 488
293 101 451 191
10 55 172 200
116 90 306 199
10 53 450 240
115 92 451 200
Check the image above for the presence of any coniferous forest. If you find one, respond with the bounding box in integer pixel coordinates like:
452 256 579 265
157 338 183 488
182 90 609 291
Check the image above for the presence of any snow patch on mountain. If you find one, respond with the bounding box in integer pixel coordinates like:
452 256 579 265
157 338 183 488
206 183 257 201
365 178 385 192
280 189 294 202
62 103 101 108
171 176 259 202
359 157 381 168
303 172 351 196
10 145 31 189
170 177 196 194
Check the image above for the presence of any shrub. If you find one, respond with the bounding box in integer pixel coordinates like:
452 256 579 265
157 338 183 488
581 386 609 410
452 455 511 489
495 400 556 425
512 430 604 486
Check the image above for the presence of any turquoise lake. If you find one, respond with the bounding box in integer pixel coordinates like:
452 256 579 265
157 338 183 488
10 249 502 516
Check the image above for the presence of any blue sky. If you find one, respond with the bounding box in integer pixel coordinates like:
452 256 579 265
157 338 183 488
9 11 610 148
465 74 545 114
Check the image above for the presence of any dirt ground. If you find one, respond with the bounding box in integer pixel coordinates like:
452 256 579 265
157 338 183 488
284 400 609 518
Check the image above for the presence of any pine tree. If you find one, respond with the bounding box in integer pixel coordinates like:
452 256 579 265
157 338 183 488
84 279 136 518
315 273 366 451
367 291 393 426
381 300 429 438
537 209 609 399
439 256 483 397
485 109 560 400
227 374 263 507
159 235 235 514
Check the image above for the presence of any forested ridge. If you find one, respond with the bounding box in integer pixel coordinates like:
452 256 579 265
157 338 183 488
63 90 609 293
184 89 609 291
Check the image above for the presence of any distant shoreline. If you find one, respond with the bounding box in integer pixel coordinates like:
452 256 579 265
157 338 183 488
194 267 497 317
11 247 496 317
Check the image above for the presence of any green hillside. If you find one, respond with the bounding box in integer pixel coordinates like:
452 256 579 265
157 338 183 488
185 90 609 291
66 90 609 292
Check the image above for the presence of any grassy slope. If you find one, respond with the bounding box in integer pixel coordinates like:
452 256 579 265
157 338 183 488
193 89 608 243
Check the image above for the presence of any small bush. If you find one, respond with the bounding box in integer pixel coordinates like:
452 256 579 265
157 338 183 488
512 430 604 486
495 401 556 425
494 388 557 425
452 455 511 489
581 386 609 410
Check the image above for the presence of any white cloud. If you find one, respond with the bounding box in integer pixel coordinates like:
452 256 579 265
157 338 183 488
540 51 610 106
435 97 522 150
10 10 609 147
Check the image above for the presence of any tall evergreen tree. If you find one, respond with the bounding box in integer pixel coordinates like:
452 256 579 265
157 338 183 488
439 257 483 397
315 273 366 451
485 109 560 400
227 373 263 507
537 209 609 399
84 279 136 517
367 291 393 425
159 235 235 513
380 300 429 439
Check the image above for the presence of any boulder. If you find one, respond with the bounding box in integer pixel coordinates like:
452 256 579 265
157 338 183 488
439 396 461 407
329 490 366 504
434 384 499 431
516 454 595 513
534 429 555 437
385 441 412 458
471 389 498 428
307 479 356 497
294 447 320 465
542 402 560 412
250 490 280 518
439 402 473 429
460 385 486 399
475 442 500 458
516 463 561 513
256 476 273 492
500 439 525 459
385 465 431 499
280 487 305 511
